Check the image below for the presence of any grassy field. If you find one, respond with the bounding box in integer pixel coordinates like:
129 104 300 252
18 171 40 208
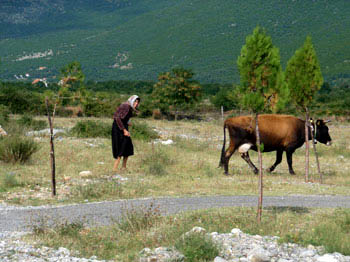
0 115 349 206
1 114 350 261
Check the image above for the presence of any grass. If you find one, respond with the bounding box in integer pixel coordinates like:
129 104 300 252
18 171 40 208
0 115 349 206
27 206 350 261
0 172 23 192
175 233 219 262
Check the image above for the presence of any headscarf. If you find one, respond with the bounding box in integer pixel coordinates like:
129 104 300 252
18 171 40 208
127 95 140 110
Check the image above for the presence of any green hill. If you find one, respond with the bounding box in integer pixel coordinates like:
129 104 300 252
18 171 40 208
0 0 349 83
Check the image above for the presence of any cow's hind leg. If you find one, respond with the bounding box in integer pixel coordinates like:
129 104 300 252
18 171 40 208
223 143 236 175
268 149 283 173
286 149 296 175
241 152 258 174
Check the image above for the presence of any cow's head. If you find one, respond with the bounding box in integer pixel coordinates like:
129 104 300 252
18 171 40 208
315 120 332 146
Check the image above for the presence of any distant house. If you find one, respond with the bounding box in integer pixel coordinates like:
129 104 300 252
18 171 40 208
32 78 48 87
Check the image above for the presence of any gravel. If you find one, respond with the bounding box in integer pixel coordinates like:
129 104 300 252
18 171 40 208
140 227 350 262
0 232 109 262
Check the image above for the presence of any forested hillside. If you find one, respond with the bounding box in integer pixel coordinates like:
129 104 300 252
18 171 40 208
0 0 349 83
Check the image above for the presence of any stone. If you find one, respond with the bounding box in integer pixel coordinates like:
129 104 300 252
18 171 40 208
139 247 184 262
231 228 242 236
0 125 7 136
300 249 316 257
247 247 271 262
79 171 92 177
316 254 339 262
214 256 228 262
185 226 206 236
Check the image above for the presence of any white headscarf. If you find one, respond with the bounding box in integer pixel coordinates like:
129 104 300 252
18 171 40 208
127 95 140 110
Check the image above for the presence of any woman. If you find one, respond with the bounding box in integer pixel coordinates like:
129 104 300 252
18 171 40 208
112 95 140 171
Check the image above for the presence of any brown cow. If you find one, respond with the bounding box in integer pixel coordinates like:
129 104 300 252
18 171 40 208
219 114 332 175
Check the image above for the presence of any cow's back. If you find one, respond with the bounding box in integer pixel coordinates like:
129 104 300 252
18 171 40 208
225 114 304 151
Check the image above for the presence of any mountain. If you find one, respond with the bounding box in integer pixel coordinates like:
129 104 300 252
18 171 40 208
0 0 349 83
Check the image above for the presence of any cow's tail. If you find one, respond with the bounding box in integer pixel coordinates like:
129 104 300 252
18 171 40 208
219 123 226 167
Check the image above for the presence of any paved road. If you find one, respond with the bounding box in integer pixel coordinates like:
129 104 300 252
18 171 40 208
1 195 350 232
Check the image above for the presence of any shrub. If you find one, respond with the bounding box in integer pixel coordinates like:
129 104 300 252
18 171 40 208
55 221 85 237
71 182 123 200
129 121 158 141
0 172 22 192
83 100 115 117
152 109 162 119
175 233 219 262
137 96 155 118
0 105 10 126
70 120 110 138
0 135 39 164
141 146 173 176
115 202 161 233
32 217 85 238
17 115 47 130
210 87 239 111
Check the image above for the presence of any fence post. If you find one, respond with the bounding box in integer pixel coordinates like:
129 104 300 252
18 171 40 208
45 97 56 196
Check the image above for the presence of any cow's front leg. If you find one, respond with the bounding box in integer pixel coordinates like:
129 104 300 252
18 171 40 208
286 150 296 175
268 150 283 173
240 152 258 174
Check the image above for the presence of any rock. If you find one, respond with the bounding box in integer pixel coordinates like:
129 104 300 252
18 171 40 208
139 247 184 262
79 171 92 177
0 125 7 136
112 174 128 182
316 254 341 262
247 247 271 262
231 228 243 236
153 139 174 145
300 249 316 257
185 226 206 236
214 256 228 262
26 128 66 137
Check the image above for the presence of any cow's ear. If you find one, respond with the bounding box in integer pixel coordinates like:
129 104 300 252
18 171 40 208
316 120 323 126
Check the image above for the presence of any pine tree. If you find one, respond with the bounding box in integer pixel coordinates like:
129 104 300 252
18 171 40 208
152 67 201 120
285 36 323 182
237 26 286 222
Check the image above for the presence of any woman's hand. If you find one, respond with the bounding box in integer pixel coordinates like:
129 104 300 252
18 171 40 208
123 129 130 137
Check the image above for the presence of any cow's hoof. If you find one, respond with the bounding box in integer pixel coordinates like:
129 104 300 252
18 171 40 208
289 171 296 175
253 169 259 175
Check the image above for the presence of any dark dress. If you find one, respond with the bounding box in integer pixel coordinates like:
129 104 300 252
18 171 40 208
112 103 134 158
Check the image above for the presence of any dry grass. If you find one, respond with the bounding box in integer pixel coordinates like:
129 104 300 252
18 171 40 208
0 116 350 206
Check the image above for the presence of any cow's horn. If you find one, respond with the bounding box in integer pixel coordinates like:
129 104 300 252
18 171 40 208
324 120 331 123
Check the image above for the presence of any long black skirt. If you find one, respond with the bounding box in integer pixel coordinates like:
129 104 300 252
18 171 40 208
112 121 134 158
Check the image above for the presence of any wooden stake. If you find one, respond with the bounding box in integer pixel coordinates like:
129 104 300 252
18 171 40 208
310 119 323 183
45 98 56 196
256 113 263 223
305 110 310 182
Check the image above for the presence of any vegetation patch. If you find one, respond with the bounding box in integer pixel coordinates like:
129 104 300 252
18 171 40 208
0 172 23 192
70 120 110 138
0 135 39 164
71 182 124 201
175 233 219 262
129 121 159 141
17 115 47 131
28 207 350 261
140 145 175 176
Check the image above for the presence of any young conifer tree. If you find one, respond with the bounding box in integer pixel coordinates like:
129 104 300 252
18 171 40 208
285 36 323 182
237 26 285 223
152 67 201 120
